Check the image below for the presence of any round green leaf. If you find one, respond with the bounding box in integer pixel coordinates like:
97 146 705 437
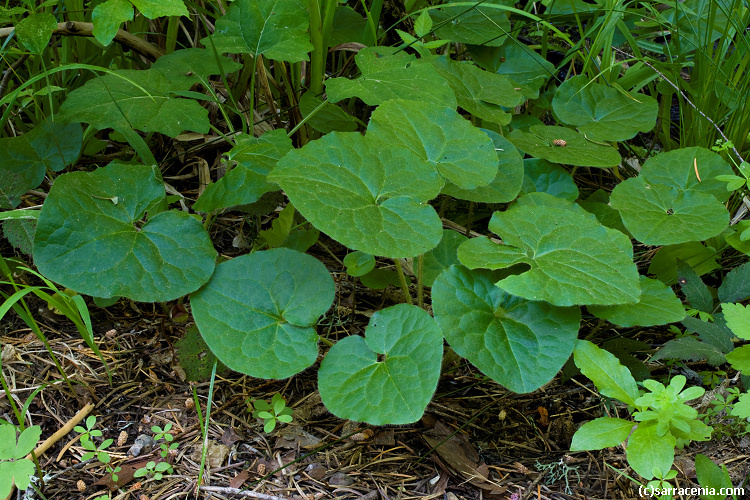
459 194 641 306
34 162 216 301
207 0 313 61
553 75 657 142
432 265 580 393
660 147 737 196
508 125 621 167
318 304 443 424
519 158 579 201
326 47 456 107
611 179 728 245
441 131 523 203
368 100 498 190
15 13 57 54
191 248 335 379
269 131 442 258
344 251 376 277
422 229 467 287
589 276 685 327
611 147 733 245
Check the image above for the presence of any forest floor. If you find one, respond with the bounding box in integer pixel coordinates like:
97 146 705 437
1 242 748 500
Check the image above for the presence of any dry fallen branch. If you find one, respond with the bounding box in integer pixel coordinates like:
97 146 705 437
0 22 164 61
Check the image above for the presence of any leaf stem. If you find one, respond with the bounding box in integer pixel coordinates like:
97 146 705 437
417 254 424 309
394 259 413 305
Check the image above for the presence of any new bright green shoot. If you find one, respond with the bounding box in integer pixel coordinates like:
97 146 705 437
250 394 294 433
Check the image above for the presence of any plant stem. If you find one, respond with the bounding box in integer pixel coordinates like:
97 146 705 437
394 259 413 305
417 254 424 309
307 0 324 96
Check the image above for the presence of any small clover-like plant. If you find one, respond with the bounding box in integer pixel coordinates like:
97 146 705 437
571 340 712 480
133 460 173 481
249 394 293 433
75 416 121 481
75 415 112 464
151 424 179 458
0 423 41 498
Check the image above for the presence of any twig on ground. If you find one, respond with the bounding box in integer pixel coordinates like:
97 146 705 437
199 485 291 499
0 22 164 61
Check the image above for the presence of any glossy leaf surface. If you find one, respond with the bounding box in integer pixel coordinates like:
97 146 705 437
191 248 334 379
318 304 443 424
432 265 580 393
34 163 216 301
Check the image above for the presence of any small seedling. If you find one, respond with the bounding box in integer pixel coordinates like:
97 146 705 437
75 415 113 464
249 394 293 433
75 415 121 481
133 460 173 481
151 423 179 458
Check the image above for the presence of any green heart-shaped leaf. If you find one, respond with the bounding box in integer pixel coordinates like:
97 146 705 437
318 304 443 424
368 99 498 190
326 47 456 107
432 265 580 393
552 75 657 141
33 162 216 301
611 181 728 245
194 129 291 212
441 131 523 203
458 194 640 306
208 0 313 61
588 276 685 327
191 248 334 379
508 125 621 167
610 148 732 245
269 131 442 258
